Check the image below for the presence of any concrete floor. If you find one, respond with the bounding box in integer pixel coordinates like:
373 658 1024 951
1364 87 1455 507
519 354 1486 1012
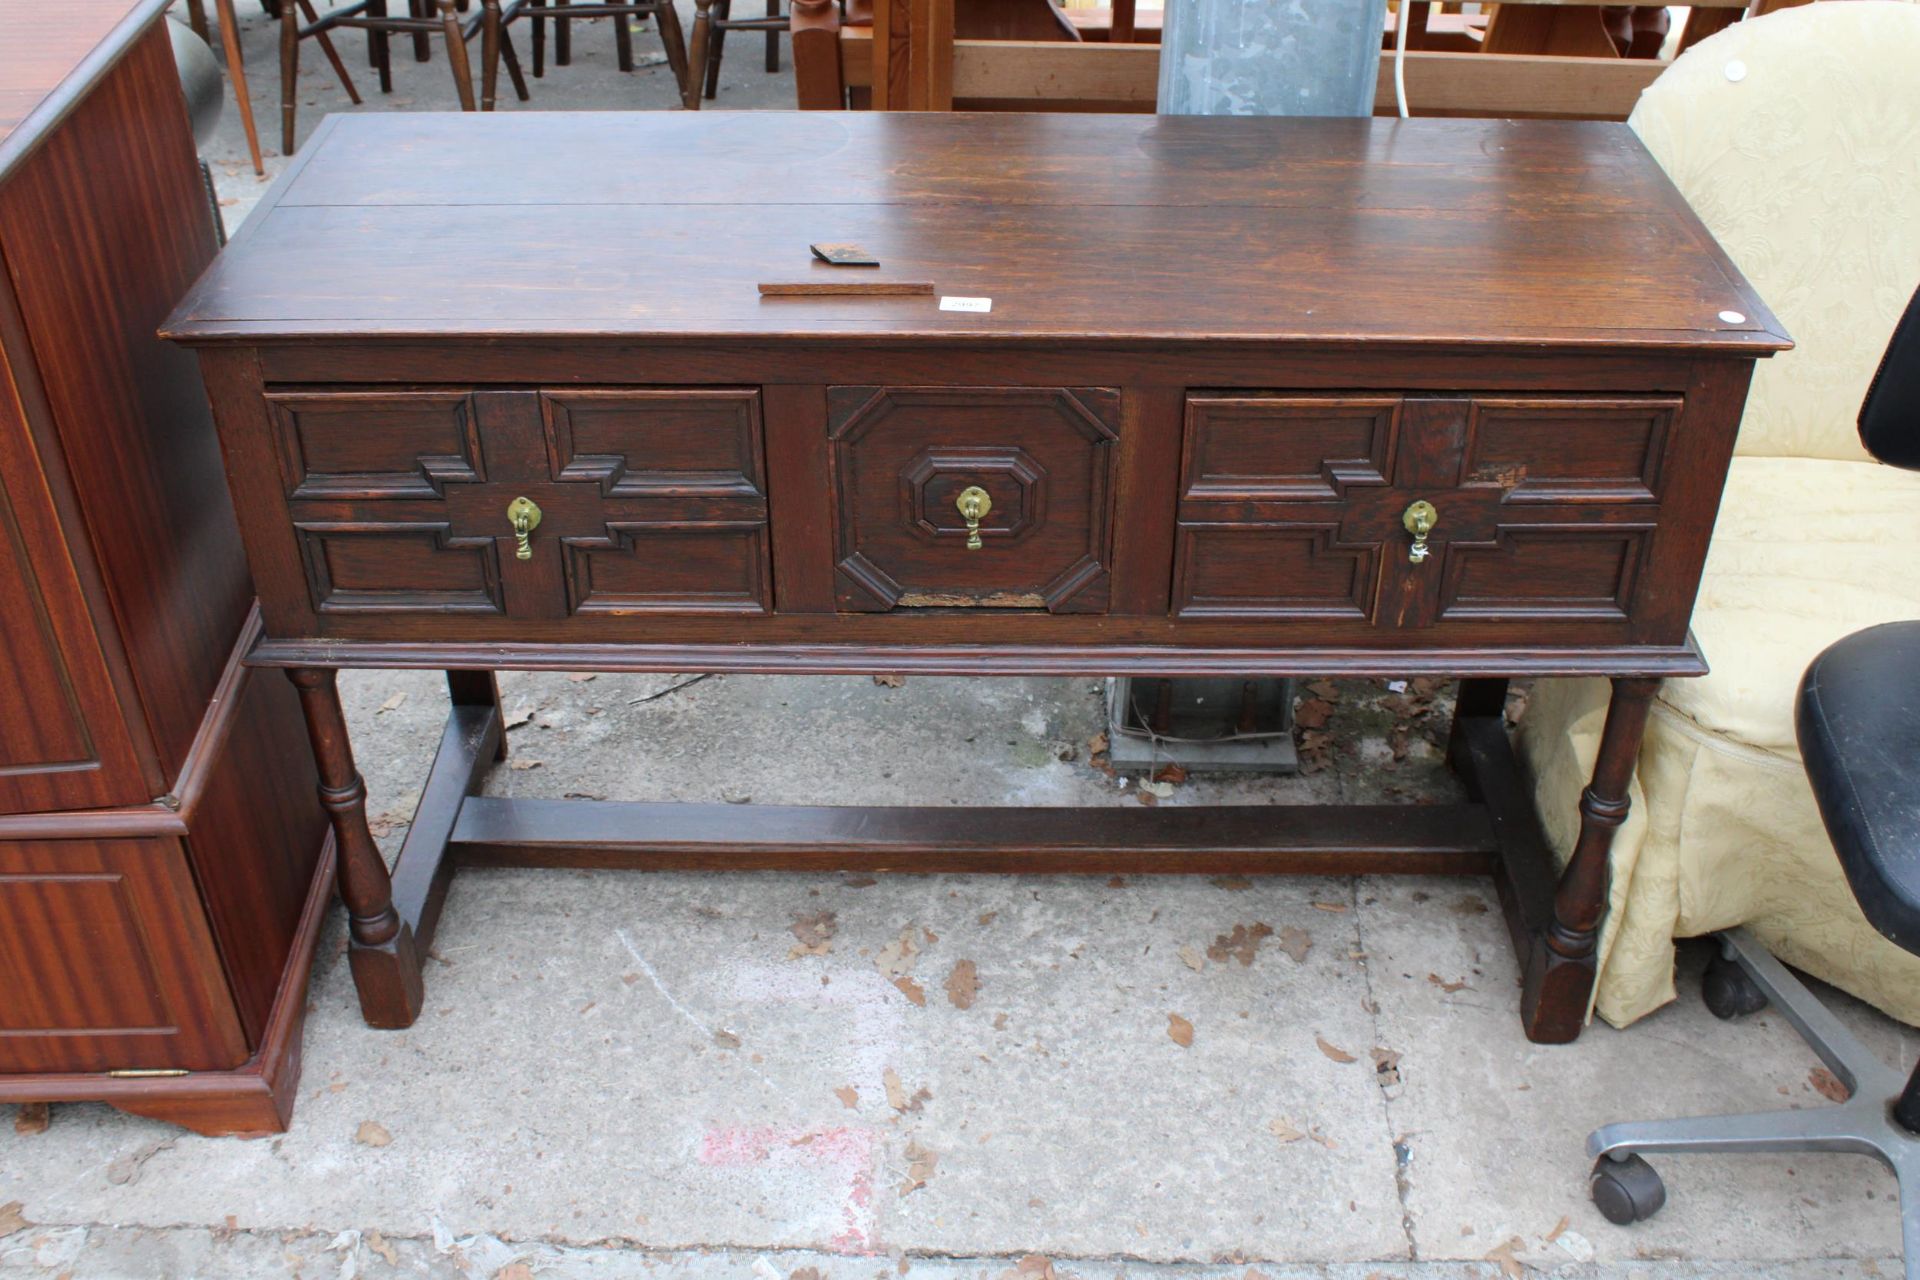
3 5 1914 1278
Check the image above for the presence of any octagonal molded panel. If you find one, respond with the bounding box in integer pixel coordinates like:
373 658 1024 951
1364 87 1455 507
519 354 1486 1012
828 387 1119 612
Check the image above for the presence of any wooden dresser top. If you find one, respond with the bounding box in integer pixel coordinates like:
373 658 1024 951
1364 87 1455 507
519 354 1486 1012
0 0 170 185
165 111 1789 353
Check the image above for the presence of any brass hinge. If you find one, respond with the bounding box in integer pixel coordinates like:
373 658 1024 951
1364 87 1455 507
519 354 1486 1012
106 1068 189 1078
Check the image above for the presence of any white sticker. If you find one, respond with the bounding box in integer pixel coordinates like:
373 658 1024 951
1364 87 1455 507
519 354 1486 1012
939 296 993 313
1719 310 1747 324
1724 59 1747 83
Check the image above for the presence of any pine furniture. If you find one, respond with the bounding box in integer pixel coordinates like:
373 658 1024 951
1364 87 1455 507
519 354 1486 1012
164 109 1787 1046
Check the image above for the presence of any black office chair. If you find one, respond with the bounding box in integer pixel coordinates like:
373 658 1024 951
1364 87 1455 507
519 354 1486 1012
1587 282 1920 1277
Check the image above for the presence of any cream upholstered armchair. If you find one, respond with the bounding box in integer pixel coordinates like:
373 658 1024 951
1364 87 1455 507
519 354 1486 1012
1516 0 1920 1029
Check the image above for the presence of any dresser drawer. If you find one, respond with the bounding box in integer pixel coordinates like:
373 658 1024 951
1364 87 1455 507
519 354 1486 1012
267 387 771 621
1173 392 1680 630
828 386 1118 612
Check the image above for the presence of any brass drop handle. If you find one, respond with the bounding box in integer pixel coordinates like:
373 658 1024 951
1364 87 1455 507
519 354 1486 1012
956 485 992 550
507 496 542 561
1402 499 1438 565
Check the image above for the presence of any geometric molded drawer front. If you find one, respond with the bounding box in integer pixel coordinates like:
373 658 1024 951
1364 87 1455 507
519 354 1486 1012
1174 525 1378 620
828 386 1119 612
295 522 505 614
564 526 769 614
1461 397 1678 502
1173 391 1678 631
1438 526 1651 622
1182 395 1400 500
267 389 482 499
544 390 764 497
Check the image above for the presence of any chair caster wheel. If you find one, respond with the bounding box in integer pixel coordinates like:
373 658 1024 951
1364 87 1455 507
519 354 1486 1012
1703 950 1769 1020
1591 1153 1667 1225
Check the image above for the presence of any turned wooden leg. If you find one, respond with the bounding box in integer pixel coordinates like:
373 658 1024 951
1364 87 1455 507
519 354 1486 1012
438 0 479 110
613 0 636 70
298 0 364 103
214 0 265 175
531 0 547 74
410 0 433 59
685 0 714 107
287 669 424 1029
278 0 300 155
555 0 573 64
765 0 780 72
1520 675 1658 1041
480 0 502 109
654 0 692 104
370 0 394 92
704 0 730 98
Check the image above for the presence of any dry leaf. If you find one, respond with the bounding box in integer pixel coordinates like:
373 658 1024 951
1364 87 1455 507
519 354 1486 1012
566 672 597 682
1013 1256 1055 1280
882 1068 930 1113
1370 1047 1403 1087
1310 900 1350 914
507 757 543 771
0 1202 26 1240
1484 1236 1527 1280
1268 1118 1304 1144
714 1029 742 1049
377 691 407 714
1152 762 1188 786
13 1102 49 1134
1294 697 1335 729
1277 925 1312 964
1427 973 1472 993
791 1269 824 1280
901 1140 938 1193
1088 732 1109 757
1810 1066 1850 1103
354 1120 393 1148
874 925 920 979
834 1085 859 1109
1207 922 1274 966
366 1231 399 1266
1544 1214 1570 1245
1315 1035 1357 1064
945 959 979 1009
789 909 837 958
1167 1012 1195 1047
892 975 927 1007
1178 944 1206 972
872 673 906 688
505 703 536 729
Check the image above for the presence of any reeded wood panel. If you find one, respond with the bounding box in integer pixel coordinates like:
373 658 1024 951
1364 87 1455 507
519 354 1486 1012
829 386 1118 612
0 333 147 815
0 838 248 1073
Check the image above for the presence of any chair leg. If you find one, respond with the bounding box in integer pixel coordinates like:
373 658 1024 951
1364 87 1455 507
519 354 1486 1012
765 0 779 72
299 0 365 103
555 0 572 64
531 0 547 75
410 0 433 60
480 0 501 109
1591 1105 1897 1164
279 0 300 155
684 0 714 109
186 0 211 42
653 0 692 101
499 24 531 100
370 0 394 92
214 0 265 175
438 0 479 109
613 0 636 70
704 0 730 98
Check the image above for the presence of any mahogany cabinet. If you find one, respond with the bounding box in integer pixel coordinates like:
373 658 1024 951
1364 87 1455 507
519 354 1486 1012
166 112 1787 1050
0 0 330 1135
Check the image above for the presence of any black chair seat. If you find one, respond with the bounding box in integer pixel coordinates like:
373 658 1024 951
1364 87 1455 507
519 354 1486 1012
1798 620 1920 952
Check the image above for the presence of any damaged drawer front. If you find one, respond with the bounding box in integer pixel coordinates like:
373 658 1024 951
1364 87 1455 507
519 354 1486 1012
267 387 771 622
829 386 1119 613
1172 392 1682 632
